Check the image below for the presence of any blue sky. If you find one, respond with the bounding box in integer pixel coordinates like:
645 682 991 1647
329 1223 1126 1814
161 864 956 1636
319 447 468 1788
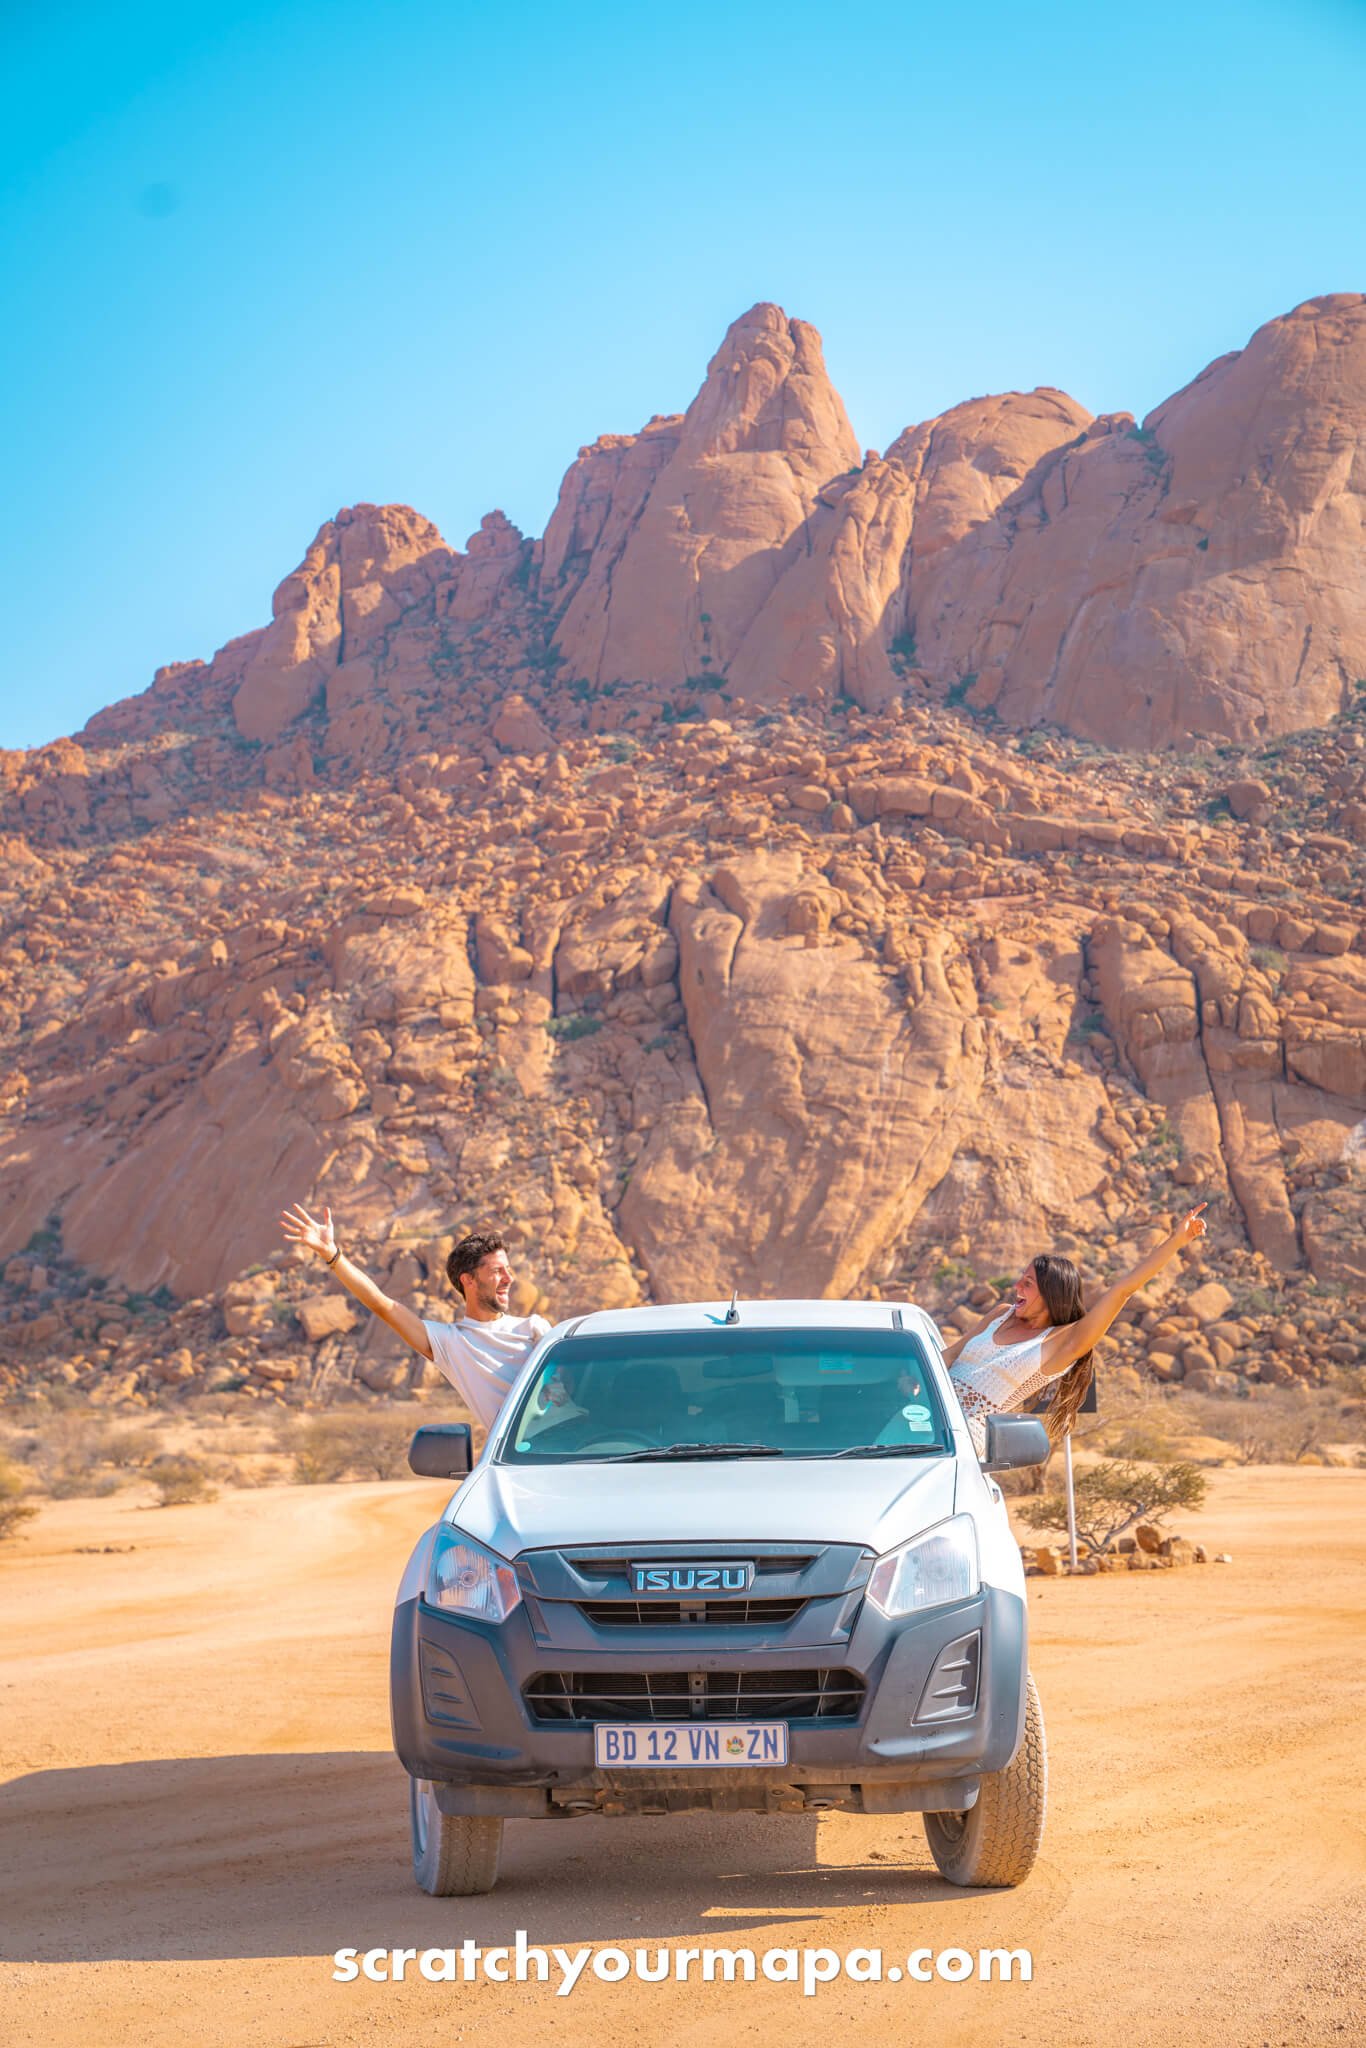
2 0 1364 749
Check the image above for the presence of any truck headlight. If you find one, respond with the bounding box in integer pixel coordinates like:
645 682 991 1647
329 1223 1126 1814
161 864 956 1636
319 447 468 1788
866 1514 979 1616
426 1528 522 1622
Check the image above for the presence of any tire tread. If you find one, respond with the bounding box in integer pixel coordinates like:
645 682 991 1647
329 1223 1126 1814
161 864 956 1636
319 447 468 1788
411 1779 503 1896
923 1671 1047 1888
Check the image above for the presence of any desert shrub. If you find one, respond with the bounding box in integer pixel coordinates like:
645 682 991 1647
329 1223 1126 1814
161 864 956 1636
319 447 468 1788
1172 1387 1346 1465
995 1461 1051 1498
1070 1012 1106 1039
282 1413 417 1484
286 1420 353 1484
545 1014 603 1043
1137 1119 1181 1165
0 1459 38 1541
30 1383 85 1412
1237 1412 1322 1466
1106 1425 1179 1464
1019 1458 1206 1554
148 1455 219 1506
13 1417 130 1499
212 1427 277 1455
101 1427 163 1470
188 1389 252 1415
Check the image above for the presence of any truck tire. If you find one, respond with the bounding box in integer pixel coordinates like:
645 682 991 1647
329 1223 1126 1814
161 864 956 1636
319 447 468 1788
923 1672 1046 1888
409 1777 504 1896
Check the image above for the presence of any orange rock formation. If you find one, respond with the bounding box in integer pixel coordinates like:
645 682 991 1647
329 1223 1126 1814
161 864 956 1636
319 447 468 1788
0 296 1362 1409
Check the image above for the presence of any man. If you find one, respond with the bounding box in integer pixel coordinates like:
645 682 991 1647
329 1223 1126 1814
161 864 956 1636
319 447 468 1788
280 1201 550 1425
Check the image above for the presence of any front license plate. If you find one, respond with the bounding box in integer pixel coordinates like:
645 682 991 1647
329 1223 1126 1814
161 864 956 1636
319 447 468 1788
594 1721 788 1767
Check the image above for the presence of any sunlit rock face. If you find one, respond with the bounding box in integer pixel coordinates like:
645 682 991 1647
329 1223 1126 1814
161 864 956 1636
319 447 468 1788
0 294 1362 1408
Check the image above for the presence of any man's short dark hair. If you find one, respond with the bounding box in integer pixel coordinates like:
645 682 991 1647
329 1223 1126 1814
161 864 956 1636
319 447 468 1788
447 1232 507 1300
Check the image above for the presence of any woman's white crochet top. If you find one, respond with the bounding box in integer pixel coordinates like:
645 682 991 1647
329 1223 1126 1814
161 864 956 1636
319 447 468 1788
948 1314 1059 1455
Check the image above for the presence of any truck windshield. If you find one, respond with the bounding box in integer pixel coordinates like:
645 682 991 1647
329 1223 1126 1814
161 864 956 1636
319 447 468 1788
499 1328 951 1462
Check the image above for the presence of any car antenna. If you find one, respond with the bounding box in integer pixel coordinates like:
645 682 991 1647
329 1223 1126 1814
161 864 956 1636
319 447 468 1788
724 1287 739 1325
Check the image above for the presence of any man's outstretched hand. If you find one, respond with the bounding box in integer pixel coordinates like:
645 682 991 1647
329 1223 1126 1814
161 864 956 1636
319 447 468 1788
281 1200 337 1264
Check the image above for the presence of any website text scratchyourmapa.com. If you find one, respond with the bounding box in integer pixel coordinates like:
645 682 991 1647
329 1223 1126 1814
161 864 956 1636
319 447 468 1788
333 1933 1034 1997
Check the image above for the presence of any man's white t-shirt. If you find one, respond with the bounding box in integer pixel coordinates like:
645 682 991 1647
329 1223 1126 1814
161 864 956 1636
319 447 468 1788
423 1313 552 1428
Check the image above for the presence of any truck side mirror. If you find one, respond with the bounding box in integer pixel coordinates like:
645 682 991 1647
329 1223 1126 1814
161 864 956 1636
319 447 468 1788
983 1415 1050 1469
408 1424 473 1479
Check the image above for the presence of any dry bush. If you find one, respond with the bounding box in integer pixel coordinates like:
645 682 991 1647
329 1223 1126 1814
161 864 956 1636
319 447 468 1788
0 1458 38 1541
1172 1386 1355 1465
279 1412 418 1484
101 1427 163 1470
1105 1424 1181 1463
148 1454 219 1506
995 1461 1052 1498
211 1427 277 1455
186 1391 253 1418
6 1415 136 1499
31 1384 82 1413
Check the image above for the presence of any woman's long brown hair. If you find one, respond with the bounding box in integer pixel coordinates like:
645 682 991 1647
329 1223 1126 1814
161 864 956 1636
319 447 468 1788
1031 1253 1094 1447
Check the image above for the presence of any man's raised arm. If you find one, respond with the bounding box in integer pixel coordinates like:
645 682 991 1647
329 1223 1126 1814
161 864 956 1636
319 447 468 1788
280 1200 433 1361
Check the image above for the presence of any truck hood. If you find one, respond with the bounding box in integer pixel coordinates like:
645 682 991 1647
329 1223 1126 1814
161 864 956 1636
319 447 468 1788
448 1454 958 1559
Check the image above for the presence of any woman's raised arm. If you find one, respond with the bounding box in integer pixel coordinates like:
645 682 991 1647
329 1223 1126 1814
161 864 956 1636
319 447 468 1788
1038 1203 1208 1378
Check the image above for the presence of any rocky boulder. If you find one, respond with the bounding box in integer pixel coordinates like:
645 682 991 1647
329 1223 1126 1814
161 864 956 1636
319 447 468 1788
541 304 860 693
903 295 1366 746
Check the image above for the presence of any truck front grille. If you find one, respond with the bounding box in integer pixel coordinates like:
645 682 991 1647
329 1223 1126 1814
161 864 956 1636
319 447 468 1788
576 1598 806 1628
523 1667 865 1725
564 1552 818 1579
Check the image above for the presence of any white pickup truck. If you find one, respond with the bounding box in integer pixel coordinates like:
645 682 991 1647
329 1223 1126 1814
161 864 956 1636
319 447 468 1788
391 1298 1049 1894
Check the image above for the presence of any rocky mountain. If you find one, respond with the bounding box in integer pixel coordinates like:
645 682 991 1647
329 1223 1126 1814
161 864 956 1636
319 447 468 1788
0 295 1362 1410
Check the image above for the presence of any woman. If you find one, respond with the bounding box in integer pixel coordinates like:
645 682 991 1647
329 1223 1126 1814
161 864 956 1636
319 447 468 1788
941 1203 1208 1453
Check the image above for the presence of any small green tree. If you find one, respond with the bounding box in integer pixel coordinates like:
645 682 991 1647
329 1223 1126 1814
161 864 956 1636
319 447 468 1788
1019 1458 1206 1555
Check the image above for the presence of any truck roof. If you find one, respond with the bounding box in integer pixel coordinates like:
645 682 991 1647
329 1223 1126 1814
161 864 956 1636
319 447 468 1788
562 1299 944 1344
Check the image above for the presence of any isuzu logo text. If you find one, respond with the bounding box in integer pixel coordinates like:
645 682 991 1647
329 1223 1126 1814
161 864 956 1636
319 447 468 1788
630 1561 756 1594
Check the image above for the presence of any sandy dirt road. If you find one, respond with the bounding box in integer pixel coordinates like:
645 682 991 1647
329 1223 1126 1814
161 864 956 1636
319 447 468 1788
1 1465 1363 2048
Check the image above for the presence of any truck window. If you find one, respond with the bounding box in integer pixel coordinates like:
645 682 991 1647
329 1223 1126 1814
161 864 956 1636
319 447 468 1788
501 1329 950 1460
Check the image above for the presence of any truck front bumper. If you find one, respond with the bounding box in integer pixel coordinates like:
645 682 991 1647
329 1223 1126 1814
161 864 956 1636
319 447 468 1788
390 1583 1027 1817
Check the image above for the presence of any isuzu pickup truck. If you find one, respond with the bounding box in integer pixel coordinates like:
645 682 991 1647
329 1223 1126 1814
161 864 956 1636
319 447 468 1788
390 1299 1049 1894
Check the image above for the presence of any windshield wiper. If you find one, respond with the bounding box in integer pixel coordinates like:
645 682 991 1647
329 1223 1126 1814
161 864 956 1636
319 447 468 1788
609 1441 785 1462
830 1443 944 1459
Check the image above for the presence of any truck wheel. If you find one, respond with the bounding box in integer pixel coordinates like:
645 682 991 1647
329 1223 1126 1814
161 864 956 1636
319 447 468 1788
923 1672 1046 1888
409 1777 504 1896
